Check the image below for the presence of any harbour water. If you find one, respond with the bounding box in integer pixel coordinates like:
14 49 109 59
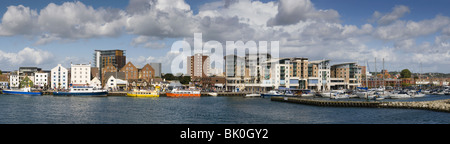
0 94 448 124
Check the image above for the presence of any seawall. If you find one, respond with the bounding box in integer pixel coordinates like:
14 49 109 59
271 97 450 113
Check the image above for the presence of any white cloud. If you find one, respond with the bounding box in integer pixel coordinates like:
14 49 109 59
0 47 53 66
267 0 340 26
37 1 126 39
372 5 410 25
125 0 196 38
0 5 38 36
374 15 450 41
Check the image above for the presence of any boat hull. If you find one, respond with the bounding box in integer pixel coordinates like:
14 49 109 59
127 93 159 97
389 94 410 99
261 94 283 98
53 91 108 96
166 93 201 97
2 90 42 96
245 94 261 98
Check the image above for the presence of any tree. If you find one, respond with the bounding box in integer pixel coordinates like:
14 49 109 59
20 76 34 88
400 69 411 78
180 76 191 85
0 70 2 75
163 73 176 80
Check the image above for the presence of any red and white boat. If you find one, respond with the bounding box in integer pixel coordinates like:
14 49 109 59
166 89 201 97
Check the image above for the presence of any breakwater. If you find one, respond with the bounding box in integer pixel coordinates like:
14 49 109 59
271 97 450 113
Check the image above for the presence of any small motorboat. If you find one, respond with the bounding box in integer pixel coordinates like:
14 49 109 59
261 90 283 98
245 93 261 98
208 92 218 96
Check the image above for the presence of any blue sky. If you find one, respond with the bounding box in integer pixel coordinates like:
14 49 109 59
0 0 449 74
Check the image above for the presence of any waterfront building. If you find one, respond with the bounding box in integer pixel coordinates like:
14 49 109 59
34 72 49 89
187 54 210 77
89 77 102 89
0 74 8 89
127 79 151 90
330 62 362 90
120 62 139 80
94 50 126 81
17 67 42 85
51 64 68 89
0 81 7 89
362 78 401 88
91 67 99 80
101 63 118 86
104 72 127 91
277 58 309 89
139 63 155 81
9 71 20 88
307 60 331 91
150 63 162 78
224 53 272 92
70 63 91 86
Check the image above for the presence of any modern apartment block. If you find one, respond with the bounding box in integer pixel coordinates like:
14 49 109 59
307 60 331 91
224 53 272 92
71 63 91 86
94 50 126 81
330 62 362 89
187 54 210 78
269 57 309 89
51 64 69 89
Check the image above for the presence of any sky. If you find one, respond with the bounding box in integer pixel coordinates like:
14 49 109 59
0 0 449 74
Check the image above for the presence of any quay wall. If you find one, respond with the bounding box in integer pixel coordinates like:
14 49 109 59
271 97 450 113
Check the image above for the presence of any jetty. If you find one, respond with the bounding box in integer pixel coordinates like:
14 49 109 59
271 97 450 113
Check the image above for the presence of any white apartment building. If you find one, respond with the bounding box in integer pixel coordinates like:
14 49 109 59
71 64 91 86
51 64 68 89
34 72 49 89
9 71 20 88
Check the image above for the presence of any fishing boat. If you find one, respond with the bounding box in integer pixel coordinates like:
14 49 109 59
2 87 42 96
261 90 283 98
166 89 201 97
53 86 107 96
127 89 159 97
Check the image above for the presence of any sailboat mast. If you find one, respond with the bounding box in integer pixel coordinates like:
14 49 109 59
383 58 385 94
366 60 368 88
375 58 377 88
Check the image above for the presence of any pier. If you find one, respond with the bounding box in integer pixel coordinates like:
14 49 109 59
271 97 450 113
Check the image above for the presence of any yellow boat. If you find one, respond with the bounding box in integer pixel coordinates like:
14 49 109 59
127 90 159 97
